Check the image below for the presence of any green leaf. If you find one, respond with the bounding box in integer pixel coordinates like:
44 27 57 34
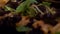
16 0 37 13
41 2 51 7
16 1 26 13
26 0 37 7
4 6 15 11
16 26 32 32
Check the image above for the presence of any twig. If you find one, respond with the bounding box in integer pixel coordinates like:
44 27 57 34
45 6 56 15
32 4 44 15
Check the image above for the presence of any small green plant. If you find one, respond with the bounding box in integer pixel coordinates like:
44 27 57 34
16 0 37 17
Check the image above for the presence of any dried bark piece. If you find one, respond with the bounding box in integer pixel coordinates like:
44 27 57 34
0 0 9 7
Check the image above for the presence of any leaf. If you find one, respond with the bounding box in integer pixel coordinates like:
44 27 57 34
16 26 32 32
26 0 37 7
41 2 51 7
16 1 26 13
4 6 15 11
16 0 37 13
